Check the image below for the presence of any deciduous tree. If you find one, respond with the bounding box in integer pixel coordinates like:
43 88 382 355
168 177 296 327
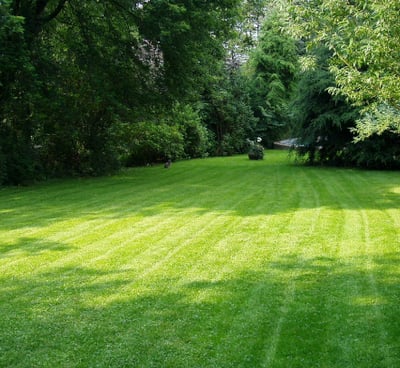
287 0 400 140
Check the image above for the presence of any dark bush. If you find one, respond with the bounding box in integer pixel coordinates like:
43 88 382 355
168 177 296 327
248 139 264 160
347 133 400 169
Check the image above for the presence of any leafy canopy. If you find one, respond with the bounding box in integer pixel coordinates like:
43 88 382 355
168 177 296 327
287 0 400 139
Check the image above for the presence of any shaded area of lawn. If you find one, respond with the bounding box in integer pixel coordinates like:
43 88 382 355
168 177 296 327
0 151 399 367
0 253 399 367
0 237 75 258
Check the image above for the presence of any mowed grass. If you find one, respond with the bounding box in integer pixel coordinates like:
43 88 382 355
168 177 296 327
0 151 400 367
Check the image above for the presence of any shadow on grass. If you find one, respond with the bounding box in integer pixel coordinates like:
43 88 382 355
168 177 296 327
0 237 75 258
0 253 399 367
0 153 399 232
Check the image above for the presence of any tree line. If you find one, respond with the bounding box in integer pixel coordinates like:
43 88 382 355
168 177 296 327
286 0 400 168
1 0 399 184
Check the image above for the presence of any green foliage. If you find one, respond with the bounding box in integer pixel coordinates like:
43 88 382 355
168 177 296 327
291 46 400 169
346 133 400 170
352 104 400 142
123 104 213 166
290 47 360 166
168 104 212 159
124 122 185 166
287 0 400 139
137 0 242 100
0 3 30 97
0 0 243 184
225 0 269 66
0 129 40 185
0 2 40 184
246 12 298 147
247 138 264 160
202 66 258 156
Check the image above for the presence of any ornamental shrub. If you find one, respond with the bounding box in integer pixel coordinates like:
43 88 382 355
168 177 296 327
248 138 264 160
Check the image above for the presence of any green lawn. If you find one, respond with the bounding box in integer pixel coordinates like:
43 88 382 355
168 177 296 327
1 150 399 367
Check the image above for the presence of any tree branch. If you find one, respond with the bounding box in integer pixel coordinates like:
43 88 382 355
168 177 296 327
12 0 21 15
38 0 69 23
36 0 48 17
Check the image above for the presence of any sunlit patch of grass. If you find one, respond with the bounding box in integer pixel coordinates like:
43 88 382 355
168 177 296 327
0 151 399 367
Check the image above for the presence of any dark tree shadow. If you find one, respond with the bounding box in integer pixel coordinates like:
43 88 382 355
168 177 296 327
0 253 399 367
0 237 75 258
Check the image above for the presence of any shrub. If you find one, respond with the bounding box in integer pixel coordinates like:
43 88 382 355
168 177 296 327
248 137 264 160
124 122 185 166
168 104 212 159
346 133 400 169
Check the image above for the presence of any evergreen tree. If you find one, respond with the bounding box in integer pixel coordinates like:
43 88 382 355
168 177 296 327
290 47 360 165
291 46 400 169
246 13 298 147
